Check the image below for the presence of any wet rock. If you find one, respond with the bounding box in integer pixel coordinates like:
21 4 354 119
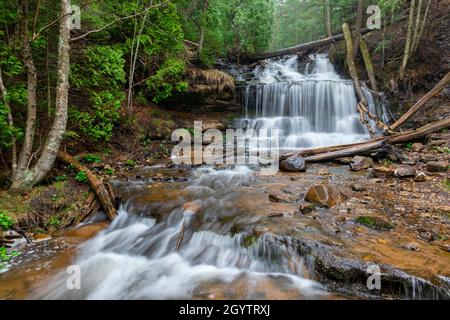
371 166 396 178
440 244 450 253
427 161 449 173
317 169 330 176
355 216 394 231
269 193 294 203
420 154 439 163
268 213 284 219
400 155 418 165
412 143 424 152
394 166 417 178
403 243 419 251
351 183 367 192
279 154 307 172
336 157 353 164
350 156 374 171
305 184 344 208
419 231 435 242
299 203 316 215
183 202 201 214
414 171 428 182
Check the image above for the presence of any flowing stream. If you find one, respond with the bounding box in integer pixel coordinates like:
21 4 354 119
1 55 402 300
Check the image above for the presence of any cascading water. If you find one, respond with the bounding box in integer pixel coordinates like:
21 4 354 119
239 54 391 151
34 167 326 300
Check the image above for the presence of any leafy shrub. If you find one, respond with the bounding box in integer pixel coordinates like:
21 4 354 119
0 211 14 231
125 160 136 168
81 154 102 164
70 45 126 142
75 171 88 183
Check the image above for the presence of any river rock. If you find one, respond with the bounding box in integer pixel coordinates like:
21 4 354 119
412 143 424 152
280 154 307 172
371 166 396 178
351 183 367 192
395 166 417 178
269 193 293 203
305 184 343 208
403 243 419 251
183 202 201 214
350 156 374 171
420 154 439 163
299 203 316 215
427 161 449 173
419 231 435 242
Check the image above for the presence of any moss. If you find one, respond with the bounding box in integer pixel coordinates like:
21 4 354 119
242 234 259 248
355 216 394 231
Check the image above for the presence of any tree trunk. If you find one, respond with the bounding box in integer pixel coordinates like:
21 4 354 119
353 0 364 54
303 118 450 163
30 0 71 186
411 0 423 54
359 38 378 92
197 0 209 57
413 0 431 53
400 0 416 79
324 0 332 37
13 0 38 187
390 71 450 131
57 151 117 220
0 67 17 178
342 23 366 106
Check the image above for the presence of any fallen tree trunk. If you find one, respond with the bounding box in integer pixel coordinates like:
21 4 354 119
390 71 450 131
302 118 450 163
245 26 375 62
57 151 117 220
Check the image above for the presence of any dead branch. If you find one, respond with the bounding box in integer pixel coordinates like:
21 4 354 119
390 71 450 131
57 151 117 220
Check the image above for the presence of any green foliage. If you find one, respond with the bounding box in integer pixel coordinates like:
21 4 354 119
81 154 102 164
104 167 115 175
125 159 137 168
75 171 88 183
146 58 188 103
433 146 450 154
70 45 126 142
405 143 414 151
0 246 20 266
0 211 15 231
444 179 450 191
48 216 61 228
55 175 68 182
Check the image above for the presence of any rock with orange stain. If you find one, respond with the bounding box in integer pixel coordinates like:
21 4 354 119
305 184 344 208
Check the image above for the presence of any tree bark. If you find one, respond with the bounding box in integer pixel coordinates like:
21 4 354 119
390 71 450 131
342 23 367 106
413 0 431 53
359 38 378 92
57 151 117 220
411 0 423 54
197 0 209 57
29 0 71 186
302 118 450 163
14 0 38 187
323 0 332 38
400 0 416 79
353 0 364 54
0 67 17 178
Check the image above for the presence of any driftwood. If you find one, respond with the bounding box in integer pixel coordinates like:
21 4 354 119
359 38 378 92
175 221 186 252
390 71 450 131
300 118 450 163
57 151 117 220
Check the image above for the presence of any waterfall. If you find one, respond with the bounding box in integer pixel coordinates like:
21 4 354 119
239 54 391 151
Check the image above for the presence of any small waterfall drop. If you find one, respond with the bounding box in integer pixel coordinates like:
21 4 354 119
239 54 390 151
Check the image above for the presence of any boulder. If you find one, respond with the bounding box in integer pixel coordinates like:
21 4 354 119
349 156 374 171
280 154 307 172
395 166 417 178
305 184 344 208
427 161 449 173
412 143 424 152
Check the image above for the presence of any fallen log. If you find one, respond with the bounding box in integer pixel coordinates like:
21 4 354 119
57 151 117 220
390 71 450 131
301 118 450 163
245 26 375 62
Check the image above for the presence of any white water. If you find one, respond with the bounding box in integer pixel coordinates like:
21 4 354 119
239 55 390 151
35 167 326 300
